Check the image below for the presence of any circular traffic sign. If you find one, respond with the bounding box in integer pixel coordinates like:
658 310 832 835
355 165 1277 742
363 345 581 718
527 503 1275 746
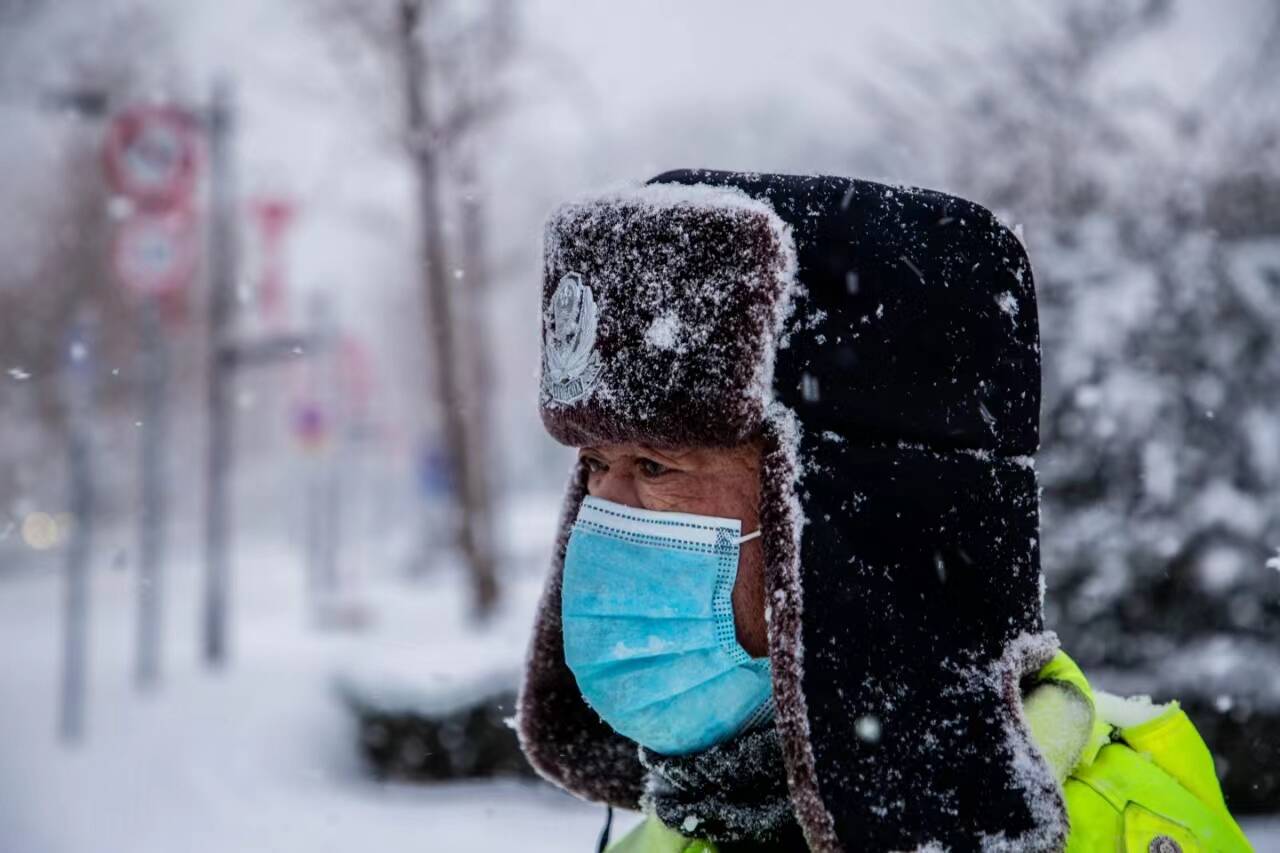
111 211 198 296
291 400 330 451
103 105 199 208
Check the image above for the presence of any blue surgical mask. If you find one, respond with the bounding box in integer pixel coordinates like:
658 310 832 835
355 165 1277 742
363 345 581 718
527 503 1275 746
561 495 773 756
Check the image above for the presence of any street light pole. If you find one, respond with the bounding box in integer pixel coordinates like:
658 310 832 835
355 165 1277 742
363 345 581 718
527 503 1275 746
202 78 238 667
60 315 96 742
135 295 168 687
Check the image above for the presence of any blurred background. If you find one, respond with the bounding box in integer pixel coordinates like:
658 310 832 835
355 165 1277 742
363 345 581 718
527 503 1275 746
1 1 1278 850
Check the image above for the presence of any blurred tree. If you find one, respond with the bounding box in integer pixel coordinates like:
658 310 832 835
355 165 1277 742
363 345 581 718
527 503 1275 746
316 0 519 619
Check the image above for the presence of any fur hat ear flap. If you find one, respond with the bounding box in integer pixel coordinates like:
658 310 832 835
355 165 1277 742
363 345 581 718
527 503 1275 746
514 460 645 808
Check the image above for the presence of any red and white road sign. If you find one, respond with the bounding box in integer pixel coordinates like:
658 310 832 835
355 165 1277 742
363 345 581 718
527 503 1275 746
250 196 296 324
338 335 374 419
111 211 198 296
103 105 199 208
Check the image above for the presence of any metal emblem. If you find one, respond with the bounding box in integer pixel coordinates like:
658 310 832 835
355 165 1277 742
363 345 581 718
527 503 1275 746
542 272 603 404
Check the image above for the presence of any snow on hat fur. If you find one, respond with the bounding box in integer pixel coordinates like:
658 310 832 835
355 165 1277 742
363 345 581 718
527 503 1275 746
517 170 1063 852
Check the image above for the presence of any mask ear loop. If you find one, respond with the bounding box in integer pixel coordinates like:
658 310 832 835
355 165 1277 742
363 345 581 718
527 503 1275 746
737 529 762 545
595 805 613 853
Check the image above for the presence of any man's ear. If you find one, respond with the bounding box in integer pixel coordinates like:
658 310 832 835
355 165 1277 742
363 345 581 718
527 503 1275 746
732 520 770 658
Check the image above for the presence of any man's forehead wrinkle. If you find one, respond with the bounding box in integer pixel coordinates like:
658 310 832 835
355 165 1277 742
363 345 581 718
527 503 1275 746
640 444 699 464
579 443 759 475
579 442 699 459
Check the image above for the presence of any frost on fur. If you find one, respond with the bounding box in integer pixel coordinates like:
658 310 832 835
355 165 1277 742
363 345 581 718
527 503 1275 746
538 182 799 449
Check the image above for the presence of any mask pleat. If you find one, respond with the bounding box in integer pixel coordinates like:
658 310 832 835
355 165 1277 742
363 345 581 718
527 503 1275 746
619 661 770 717
561 615 719 667
611 664 773 755
575 647 744 711
564 529 720 619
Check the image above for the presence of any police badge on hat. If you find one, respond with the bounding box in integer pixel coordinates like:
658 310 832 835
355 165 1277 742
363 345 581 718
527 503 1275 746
542 272 603 404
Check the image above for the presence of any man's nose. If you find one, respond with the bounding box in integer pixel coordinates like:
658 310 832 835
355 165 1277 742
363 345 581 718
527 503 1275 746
590 469 642 509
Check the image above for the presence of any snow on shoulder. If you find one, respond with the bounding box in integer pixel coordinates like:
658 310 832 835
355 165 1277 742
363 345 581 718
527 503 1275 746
1094 690 1173 729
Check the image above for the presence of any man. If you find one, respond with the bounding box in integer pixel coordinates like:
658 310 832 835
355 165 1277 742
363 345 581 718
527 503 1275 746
516 170 1251 852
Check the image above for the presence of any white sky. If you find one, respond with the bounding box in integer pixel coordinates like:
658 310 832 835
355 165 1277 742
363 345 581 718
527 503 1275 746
4 0 1270 466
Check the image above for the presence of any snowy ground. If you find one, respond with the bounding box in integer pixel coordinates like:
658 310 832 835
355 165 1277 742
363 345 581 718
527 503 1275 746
0 512 644 853
0 527 1274 852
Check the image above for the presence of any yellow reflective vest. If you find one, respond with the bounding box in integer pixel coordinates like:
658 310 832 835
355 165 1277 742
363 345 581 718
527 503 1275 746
608 652 1253 852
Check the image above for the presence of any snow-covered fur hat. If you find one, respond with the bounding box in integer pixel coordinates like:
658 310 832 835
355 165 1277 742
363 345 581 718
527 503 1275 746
517 170 1062 852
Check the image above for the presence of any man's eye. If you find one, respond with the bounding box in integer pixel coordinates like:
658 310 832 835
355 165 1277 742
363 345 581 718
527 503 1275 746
637 458 670 478
582 456 607 473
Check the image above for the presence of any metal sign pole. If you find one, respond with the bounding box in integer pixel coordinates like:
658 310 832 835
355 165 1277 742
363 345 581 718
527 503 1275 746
135 295 168 688
101 99 200 683
59 316 95 743
203 79 238 667
320 342 343 619
302 295 336 621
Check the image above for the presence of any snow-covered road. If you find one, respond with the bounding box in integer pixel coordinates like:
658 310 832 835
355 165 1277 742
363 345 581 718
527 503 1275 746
0 535 645 853
0 540 1273 852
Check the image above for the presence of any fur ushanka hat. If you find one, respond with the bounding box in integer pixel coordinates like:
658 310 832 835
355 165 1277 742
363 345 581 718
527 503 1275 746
517 170 1061 852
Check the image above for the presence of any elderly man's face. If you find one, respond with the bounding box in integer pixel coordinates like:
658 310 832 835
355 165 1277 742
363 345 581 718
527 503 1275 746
577 441 768 658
